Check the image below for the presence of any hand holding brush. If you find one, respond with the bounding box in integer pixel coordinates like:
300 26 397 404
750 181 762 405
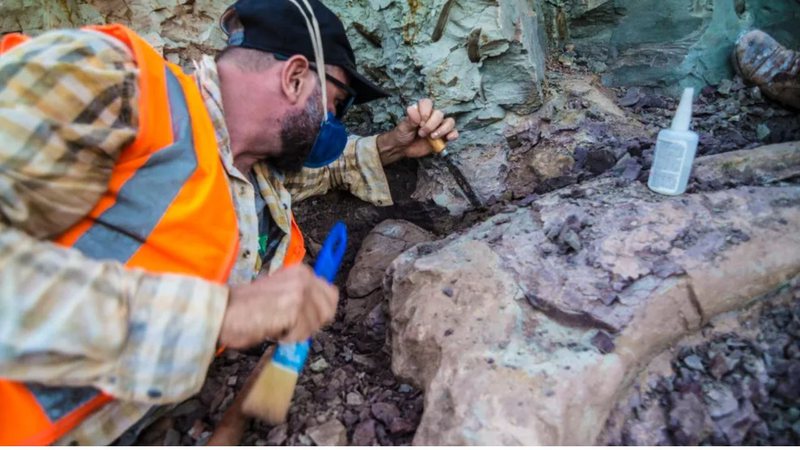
241 222 347 424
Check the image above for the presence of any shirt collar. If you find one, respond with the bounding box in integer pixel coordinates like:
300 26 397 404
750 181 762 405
193 55 249 182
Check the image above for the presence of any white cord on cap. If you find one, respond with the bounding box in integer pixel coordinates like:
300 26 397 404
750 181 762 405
285 0 329 121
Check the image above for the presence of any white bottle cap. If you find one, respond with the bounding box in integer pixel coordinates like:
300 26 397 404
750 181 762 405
670 87 695 132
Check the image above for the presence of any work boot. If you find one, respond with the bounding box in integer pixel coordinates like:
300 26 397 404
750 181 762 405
733 29 800 109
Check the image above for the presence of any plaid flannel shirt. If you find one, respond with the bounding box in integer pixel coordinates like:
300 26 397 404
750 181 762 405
0 29 391 445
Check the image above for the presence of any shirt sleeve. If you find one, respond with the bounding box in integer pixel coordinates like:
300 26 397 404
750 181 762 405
282 134 394 205
0 29 227 404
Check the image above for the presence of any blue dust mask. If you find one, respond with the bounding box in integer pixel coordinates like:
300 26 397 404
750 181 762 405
303 111 348 168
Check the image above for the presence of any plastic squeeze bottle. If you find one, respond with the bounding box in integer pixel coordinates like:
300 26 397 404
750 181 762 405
647 87 699 195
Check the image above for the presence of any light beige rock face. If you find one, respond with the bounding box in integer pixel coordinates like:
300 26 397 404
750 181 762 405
388 239 627 445
386 144 800 445
0 0 229 67
306 419 348 446
692 141 800 188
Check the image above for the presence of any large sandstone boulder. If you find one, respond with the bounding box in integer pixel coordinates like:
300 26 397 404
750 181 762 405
385 142 800 445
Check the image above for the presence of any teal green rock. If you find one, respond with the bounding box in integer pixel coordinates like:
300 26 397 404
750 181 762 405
328 0 548 135
546 0 800 93
327 0 550 213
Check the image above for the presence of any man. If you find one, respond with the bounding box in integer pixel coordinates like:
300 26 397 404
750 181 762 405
0 0 457 445
733 29 799 109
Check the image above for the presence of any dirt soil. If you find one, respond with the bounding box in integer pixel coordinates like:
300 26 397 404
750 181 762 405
132 62 800 445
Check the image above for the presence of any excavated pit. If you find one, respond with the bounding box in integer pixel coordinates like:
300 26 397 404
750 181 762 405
135 72 800 445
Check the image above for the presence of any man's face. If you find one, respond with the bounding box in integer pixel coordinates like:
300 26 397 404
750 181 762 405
270 66 353 172
269 83 323 172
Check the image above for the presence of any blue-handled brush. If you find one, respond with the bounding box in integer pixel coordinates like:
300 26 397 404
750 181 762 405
241 222 347 425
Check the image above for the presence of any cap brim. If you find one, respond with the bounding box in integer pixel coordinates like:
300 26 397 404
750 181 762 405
342 65 391 104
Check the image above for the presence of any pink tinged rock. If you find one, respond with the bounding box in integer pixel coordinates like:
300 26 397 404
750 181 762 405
306 419 348 446
386 144 800 445
370 402 401 425
352 419 377 445
346 392 364 406
266 424 288 445
389 417 416 435
346 220 434 298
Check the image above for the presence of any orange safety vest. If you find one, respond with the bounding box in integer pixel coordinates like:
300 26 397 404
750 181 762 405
0 24 305 445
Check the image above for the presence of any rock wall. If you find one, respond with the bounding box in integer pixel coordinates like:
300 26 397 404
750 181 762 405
0 0 229 66
0 0 549 138
544 0 800 92
327 0 550 214
328 0 546 137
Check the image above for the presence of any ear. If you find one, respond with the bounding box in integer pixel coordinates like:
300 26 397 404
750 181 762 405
280 54 312 105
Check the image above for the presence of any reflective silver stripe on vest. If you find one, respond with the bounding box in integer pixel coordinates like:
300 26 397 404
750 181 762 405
27 67 198 423
25 384 98 422
72 67 198 262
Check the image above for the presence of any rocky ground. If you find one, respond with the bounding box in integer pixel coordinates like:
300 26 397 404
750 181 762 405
134 282 424 446
602 278 800 445
133 64 799 445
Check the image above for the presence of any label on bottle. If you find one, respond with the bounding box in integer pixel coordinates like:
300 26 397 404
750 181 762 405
272 340 311 373
649 137 687 193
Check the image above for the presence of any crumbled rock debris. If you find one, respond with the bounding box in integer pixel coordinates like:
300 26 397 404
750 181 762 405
604 285 800 445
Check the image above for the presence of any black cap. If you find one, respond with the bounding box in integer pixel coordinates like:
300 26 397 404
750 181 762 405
225 0 389 105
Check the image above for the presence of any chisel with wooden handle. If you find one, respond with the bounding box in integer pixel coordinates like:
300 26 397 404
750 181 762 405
428 137 448 156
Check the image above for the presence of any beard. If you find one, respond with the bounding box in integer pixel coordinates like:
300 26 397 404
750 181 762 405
269 85 323 173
